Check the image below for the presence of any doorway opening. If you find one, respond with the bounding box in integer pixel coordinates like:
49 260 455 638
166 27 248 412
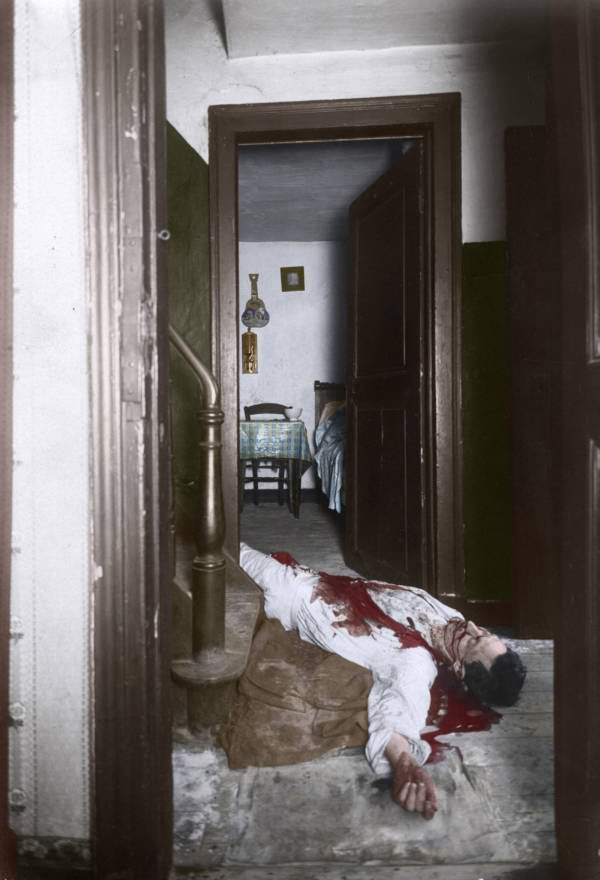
76 3 600 873
208 94 464 607
237 136 425 582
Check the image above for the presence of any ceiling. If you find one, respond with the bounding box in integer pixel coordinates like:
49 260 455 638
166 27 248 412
238 139 414 242
222 0 546 59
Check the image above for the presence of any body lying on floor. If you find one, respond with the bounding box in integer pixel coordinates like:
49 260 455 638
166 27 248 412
238 543 527 821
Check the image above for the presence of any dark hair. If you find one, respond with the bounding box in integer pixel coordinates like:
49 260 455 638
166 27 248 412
463 647 527 707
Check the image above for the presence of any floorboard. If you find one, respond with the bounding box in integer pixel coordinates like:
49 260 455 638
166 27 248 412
173 503 555 871
175 866 557 880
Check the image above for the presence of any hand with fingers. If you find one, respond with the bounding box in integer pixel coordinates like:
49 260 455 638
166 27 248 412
391 751 438 819
385 734 438 820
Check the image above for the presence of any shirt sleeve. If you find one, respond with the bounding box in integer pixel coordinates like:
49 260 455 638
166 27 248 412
365 645 437 776
239 542 318 630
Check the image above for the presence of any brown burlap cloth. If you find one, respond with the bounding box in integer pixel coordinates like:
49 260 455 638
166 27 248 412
219 617 372 769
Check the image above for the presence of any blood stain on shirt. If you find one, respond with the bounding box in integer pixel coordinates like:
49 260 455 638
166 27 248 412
270 551 502 762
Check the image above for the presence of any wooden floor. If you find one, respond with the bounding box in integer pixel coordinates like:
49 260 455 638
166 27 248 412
241 499 355 575
173 502 555 873
175 865 557 879
241 502 556 855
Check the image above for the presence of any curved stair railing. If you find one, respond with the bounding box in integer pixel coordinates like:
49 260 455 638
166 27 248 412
169 326 261 729
168 325 226 657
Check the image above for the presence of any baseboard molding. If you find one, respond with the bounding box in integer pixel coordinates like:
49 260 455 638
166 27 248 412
17 836 91 879
446 597 515 629
18 868 92 880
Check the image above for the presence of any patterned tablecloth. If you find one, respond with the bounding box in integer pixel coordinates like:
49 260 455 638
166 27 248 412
239 419 312 473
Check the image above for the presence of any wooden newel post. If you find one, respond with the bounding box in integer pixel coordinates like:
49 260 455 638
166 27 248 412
168 325 227 658
192 404 226 656
169 325 261 733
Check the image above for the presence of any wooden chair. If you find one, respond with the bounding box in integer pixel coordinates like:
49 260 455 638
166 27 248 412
240 403 290 510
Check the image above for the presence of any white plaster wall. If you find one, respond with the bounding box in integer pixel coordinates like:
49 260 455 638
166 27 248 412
165 0 546 242
222 0 546 58
239 242 347 489
10 0 90 843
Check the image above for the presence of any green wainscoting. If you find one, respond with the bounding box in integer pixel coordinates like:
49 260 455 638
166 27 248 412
167 122 211 537
462 242 512 601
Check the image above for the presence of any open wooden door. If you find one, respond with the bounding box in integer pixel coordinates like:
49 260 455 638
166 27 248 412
346 139 432 589
506 125 560 639
551 1 600 874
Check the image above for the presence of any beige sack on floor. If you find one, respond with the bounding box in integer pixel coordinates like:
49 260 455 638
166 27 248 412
220 618 371 769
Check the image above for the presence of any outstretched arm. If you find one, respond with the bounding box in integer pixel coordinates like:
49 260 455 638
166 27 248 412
366 646 435 768
365 646 438 820
385 733 438 820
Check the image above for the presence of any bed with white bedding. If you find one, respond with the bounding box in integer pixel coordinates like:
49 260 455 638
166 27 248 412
313 381 346 513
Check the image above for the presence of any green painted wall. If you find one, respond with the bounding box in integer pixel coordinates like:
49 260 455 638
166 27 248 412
167 122 211 537
462 242 512 601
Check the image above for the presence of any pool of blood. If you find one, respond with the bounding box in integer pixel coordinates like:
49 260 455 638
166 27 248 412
271 551 501 763
424 667 501 762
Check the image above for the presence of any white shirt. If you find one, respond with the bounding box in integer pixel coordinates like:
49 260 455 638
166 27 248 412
239 543 464 776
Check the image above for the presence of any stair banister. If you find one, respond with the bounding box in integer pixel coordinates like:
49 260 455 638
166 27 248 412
169 325 225 657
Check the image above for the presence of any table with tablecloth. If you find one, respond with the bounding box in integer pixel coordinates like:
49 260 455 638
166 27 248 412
239 419 312 517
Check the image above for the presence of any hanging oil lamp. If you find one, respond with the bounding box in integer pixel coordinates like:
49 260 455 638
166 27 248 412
241 273 270 328
241 273 269 374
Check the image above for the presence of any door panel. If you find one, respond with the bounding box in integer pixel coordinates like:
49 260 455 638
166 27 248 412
379 408 412 576
354 408 383 564
346 141 428 587
355 190 409 374
551 0 600 873
506 126 560 638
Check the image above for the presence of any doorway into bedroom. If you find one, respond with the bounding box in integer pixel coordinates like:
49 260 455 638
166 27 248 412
211 96 462 608
237 137 416 575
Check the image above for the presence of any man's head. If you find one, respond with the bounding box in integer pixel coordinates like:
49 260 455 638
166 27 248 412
456 621 527 706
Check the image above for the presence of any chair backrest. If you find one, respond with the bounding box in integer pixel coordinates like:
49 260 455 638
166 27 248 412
244 402 289 420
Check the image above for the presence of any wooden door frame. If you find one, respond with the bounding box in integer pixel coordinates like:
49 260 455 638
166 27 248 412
208 94 465 603
61 3 600 876
81 2 172 877
0 0 16 875
550 1 600 875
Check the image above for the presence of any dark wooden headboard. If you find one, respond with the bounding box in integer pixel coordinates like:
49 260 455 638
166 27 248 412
314 380 346 427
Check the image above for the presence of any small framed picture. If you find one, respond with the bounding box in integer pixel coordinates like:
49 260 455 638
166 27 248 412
280 266 305 292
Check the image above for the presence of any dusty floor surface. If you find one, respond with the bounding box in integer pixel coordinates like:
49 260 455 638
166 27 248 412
173 503 555 873
174 866 557 880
